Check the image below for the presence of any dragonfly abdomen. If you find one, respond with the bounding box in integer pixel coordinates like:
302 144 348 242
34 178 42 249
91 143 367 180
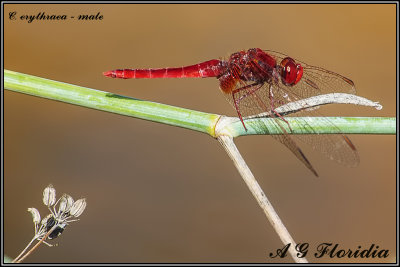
103 59 224 79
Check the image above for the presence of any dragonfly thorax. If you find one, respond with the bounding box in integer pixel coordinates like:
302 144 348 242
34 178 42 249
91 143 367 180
224 48 277 83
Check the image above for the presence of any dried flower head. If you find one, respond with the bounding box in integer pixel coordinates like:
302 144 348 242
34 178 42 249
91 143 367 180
28 185 87 245
13 185 87 263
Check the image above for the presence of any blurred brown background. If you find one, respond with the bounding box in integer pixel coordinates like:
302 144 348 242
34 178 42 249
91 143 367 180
4 4 396 263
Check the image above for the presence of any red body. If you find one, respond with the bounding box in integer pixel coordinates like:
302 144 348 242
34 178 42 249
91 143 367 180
103 59 224 79
103 48 302 92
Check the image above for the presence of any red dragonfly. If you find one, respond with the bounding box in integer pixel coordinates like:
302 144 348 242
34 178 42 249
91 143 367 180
103 48 359 176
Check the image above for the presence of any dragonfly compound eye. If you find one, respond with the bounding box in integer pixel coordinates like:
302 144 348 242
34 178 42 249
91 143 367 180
280 57 303 86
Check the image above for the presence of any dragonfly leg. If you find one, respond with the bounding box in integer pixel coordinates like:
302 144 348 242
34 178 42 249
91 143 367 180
231 82 264 131
232 92 247 131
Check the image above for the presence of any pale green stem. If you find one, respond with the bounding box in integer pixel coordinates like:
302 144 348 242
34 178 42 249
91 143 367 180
4 70 396 137
218 116 395 138
4 70 220 136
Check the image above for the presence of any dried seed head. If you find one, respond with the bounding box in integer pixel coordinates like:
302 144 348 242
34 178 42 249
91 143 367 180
59 194 74 214
26 185 87 245
27 208 41 224
43 184 56 206
70 198 86 217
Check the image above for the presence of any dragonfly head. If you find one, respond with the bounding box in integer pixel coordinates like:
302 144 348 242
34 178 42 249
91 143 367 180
280 57 303 86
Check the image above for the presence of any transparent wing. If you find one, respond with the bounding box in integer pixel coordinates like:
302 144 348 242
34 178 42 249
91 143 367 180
267 82 359 167
263 50 359 166
219 61 359 173
221 80 319 176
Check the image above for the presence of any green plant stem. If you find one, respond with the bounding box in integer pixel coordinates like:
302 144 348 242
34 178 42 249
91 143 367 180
4 70 220 136
219 116 396 138
4 70 396 136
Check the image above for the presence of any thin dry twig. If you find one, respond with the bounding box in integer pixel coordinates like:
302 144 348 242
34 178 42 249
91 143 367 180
12 225 58 263
217 135 307 263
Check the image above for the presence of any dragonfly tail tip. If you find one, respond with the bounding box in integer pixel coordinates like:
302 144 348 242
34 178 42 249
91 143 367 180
103 71 114 77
